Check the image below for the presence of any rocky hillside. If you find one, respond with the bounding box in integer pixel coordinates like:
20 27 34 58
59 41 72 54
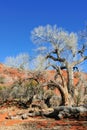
0 63 87 121
0 63 29 86
0 63 87 89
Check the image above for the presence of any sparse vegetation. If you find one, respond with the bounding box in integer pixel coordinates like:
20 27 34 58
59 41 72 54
0 76 5 84
0 25 86 130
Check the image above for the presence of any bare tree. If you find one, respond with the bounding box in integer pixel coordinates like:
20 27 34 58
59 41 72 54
31 25 87 106
4 53 30 70
30 54 47 71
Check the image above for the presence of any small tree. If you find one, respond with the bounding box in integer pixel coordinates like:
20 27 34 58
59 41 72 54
31 25 87 106
5 53 30 70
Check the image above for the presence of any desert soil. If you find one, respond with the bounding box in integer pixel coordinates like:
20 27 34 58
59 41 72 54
0 106 87 130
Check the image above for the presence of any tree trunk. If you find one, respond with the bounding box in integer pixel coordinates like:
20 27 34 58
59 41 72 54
59 65 74 106
54 83 74 106
67 66 74 96
62 87 74 106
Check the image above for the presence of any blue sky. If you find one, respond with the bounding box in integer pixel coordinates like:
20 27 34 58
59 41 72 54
0 0 87 70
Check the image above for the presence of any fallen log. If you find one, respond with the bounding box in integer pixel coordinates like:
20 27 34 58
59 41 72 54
6 106 87 120
43 106 87 120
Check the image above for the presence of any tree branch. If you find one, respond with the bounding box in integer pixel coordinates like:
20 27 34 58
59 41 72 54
47 80 65 105
46 54 66 62
72 56 87 66
46 55 58 61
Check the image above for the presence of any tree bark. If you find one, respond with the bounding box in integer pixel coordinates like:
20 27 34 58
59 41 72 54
67 66 74 95
43 106 87 120
47 81 73 106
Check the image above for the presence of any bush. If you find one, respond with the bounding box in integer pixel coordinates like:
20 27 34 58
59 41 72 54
9 78 44 104
50 95 62 107
0 76 5 84
0 86 12 104
0 77 44 107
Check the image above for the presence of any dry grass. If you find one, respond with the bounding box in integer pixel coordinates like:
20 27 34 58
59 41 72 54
0 124 35 130
0 123 63 130
0 120 87 130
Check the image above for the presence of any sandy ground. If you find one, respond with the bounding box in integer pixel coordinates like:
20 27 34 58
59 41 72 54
0 106 87 130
